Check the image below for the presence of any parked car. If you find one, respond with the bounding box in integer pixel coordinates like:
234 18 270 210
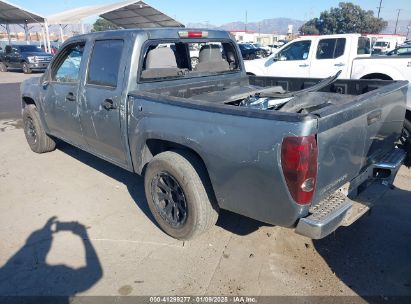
21 28 409 241
238 43 265 60
0 44 53 74
245 33 411 131
386 46 411 56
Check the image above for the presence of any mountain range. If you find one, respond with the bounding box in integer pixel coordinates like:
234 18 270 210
187 18 411 36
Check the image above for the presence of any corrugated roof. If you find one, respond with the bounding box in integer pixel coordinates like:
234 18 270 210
0 0 45 23
47 0 184 28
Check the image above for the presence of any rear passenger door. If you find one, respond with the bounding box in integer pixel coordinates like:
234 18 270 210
79 39 128 167
310 38 350 78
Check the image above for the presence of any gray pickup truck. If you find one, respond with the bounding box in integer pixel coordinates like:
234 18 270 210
20 29 409 240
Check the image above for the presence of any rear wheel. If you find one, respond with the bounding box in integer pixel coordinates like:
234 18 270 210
249 53 256 60
144 151 219 240
23 105 56 153
22 62 32 74
0 62 7 72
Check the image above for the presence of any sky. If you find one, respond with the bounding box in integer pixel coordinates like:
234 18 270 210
9 0 411 25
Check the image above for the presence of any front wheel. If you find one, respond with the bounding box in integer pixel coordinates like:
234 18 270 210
23 105 56 153
22 62 32 74
144 151 219 240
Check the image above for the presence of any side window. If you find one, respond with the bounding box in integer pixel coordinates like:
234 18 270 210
316 38 346 59
277 41 311 61
52 43 85 83
357 37 371 55
87 40 124 87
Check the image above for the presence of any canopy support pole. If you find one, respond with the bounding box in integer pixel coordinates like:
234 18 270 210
5 23 11 45
59 24 64 43
24 21 30 44
80 21 85 34
40 25 47 52
44 19 51 53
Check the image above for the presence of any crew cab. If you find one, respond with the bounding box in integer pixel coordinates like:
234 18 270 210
0 44 53 74
20 29 409 240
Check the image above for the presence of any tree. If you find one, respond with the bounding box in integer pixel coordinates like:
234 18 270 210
299 2 387 35
92 18 120 32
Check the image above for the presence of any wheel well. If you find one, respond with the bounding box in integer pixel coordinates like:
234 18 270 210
142 139 204 171
361 73 393 80
22 96 36 108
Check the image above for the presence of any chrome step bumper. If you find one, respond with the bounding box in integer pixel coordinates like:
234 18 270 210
295 148 406 240
295 192 352 239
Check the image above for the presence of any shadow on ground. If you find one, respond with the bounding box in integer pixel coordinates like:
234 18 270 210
57 141 268 236
0 217 103 302
314 186 411 300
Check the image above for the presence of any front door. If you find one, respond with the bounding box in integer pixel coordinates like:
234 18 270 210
42 41 87 146
309 37 350 78
79 39 128 166
265 40 312 78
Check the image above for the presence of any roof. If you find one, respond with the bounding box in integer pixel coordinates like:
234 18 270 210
0 0 45 23
47 0 184 28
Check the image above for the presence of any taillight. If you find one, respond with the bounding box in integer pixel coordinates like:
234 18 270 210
281 135 318 205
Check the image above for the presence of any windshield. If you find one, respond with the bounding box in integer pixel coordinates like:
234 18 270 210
16 45 43 53
374 41 388 47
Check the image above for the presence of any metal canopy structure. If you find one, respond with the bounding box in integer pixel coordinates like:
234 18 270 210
47 0 184 28
0 0 50 50
0 0 44 23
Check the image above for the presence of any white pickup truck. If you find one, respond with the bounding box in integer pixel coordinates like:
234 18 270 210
245 33 411 130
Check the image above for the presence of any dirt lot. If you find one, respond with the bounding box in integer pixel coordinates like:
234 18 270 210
0 71 410 301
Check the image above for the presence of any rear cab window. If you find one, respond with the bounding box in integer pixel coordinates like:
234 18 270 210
357 37 371 55
139 39 240 82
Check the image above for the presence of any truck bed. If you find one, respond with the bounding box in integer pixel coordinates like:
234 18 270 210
138 76 399 115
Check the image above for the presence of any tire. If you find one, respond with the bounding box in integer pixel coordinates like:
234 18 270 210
144 151 219 240
248 53 256 60
23 105 56 153
22 62 32 74
0 62 7 72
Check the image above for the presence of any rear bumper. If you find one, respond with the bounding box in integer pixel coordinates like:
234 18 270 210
295 148 406 239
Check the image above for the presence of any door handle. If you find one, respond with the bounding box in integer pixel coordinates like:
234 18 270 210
65 92 76 101
102 98 116 110
299 64 309 67
334 63 345 67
